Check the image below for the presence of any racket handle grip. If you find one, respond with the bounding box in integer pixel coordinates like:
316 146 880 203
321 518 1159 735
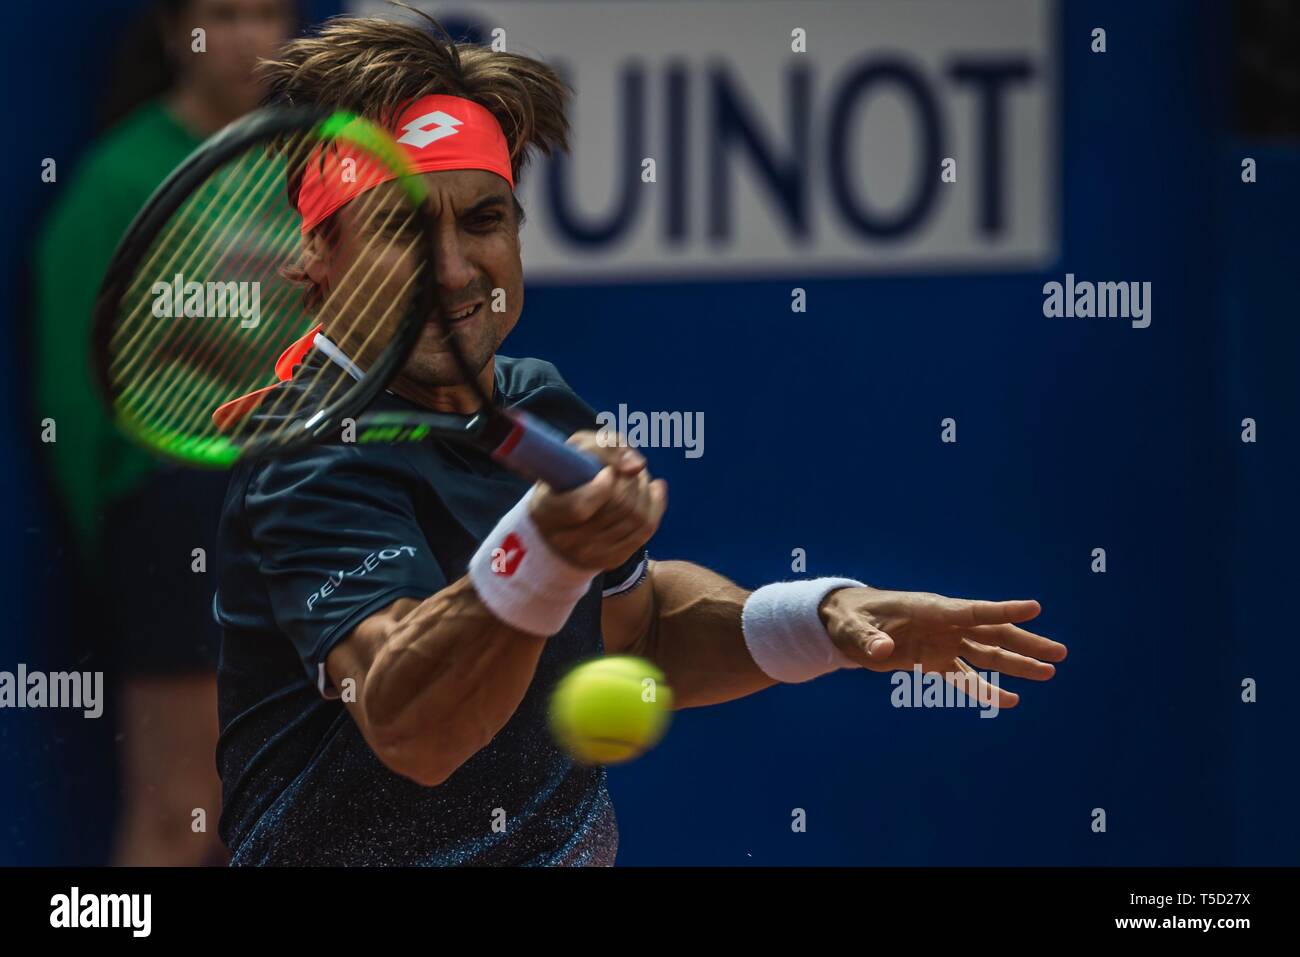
492 411 603 491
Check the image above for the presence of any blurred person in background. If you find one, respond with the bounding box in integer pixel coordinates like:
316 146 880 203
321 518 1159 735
31 0 297 866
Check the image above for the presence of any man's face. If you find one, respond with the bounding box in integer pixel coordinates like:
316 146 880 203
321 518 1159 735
316 169 523 397
167 0 295 115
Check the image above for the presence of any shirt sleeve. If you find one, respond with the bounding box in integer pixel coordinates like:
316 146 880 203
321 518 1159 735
243 448 445 694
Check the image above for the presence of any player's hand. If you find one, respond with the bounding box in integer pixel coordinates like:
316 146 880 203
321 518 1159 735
819 586 1067 709
529 430 667 571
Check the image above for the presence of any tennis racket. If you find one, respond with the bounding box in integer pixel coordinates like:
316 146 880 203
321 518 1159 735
93 105 601 490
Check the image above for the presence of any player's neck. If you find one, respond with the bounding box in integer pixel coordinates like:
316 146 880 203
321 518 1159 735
391 358 497 415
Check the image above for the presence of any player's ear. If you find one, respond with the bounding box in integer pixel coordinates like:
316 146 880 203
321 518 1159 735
301 225 334 295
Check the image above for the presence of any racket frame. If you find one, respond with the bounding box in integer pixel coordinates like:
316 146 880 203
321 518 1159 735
91 105 434 467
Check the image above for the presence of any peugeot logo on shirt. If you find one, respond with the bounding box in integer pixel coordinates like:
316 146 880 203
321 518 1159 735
306 545 419 612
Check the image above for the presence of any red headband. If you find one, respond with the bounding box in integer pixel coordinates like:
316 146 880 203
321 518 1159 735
296 94 513 232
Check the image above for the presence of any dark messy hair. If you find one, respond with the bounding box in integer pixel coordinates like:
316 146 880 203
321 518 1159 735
259 3 571 206
264 4 569 307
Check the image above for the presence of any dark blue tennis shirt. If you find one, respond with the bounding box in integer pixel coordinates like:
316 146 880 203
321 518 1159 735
213 353 646 865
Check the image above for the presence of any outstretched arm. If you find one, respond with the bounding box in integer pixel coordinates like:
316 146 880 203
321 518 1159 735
603 565 1068 709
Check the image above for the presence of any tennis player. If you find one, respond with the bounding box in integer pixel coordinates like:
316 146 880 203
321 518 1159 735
213 11 1068 865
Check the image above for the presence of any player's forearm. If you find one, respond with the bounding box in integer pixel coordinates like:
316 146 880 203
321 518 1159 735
360 576 548 786
354 447 660 784
640 561 777 708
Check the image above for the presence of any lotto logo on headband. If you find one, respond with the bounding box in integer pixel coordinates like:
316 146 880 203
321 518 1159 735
397 110 462 149
296 94 514 232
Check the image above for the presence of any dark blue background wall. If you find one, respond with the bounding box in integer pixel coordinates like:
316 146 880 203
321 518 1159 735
3 0 1294 865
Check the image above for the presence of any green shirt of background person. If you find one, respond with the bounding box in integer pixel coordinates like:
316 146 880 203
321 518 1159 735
34 102 201 557
32 0 296 564
30 0 297 869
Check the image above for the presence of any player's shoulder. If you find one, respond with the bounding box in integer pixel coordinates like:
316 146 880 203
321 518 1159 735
230 440 418 522
496 355 598 435
495 355 572 395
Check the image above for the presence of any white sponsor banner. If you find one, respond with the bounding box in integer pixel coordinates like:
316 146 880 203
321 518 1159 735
354 0 1059 279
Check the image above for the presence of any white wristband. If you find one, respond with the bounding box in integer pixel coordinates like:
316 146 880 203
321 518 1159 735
741 578 865 683
468 491 596 637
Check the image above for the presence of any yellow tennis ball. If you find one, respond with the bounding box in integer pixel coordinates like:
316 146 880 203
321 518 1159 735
548 656 674 765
